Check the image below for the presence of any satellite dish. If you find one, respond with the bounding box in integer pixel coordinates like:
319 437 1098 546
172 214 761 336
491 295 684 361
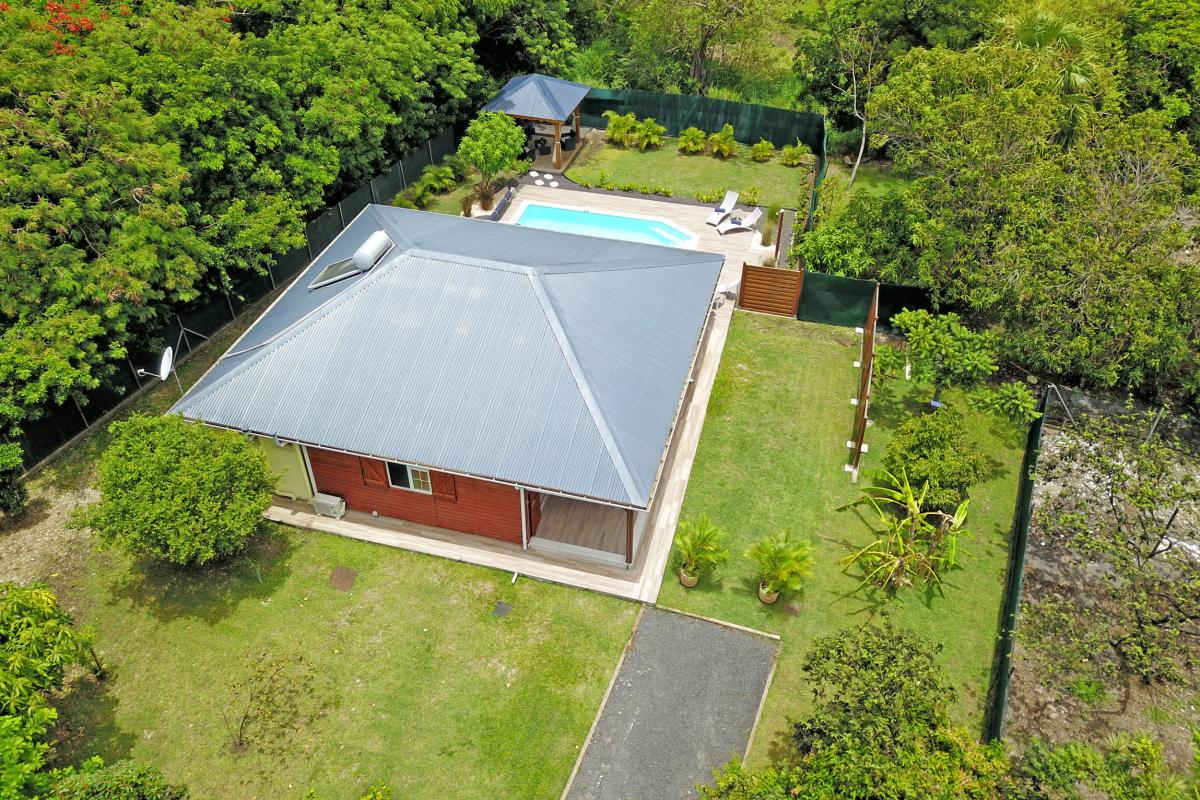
156 346 174 380
137 346 182 393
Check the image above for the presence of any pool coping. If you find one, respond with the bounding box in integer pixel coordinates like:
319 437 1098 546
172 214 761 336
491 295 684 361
508 197 702 250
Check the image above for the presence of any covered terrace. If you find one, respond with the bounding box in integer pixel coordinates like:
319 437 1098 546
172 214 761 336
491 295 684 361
483 73 591 171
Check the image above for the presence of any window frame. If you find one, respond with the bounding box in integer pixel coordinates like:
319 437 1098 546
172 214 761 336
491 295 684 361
386 461 433 495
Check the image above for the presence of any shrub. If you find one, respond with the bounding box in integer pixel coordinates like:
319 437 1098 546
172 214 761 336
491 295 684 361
473 182 496 212
881 409 989 511
442 154 469 182
970 381 1041 424
77 414 274 567
746 532 812 596
419 163 457 193
459 192 475 217
741 186 761 206
708 124 737 158
51 758 189 800
1 583 103 722
873 342 906 380
601 110 637 146
695 188 726 203
632 117 666 150
0 442 26 518
760 204 782 247
677 126 707 154
673 514 730 580
750 138 774 162
780 139 811 167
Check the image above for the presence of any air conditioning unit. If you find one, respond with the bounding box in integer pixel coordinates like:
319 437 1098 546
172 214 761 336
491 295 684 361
313 493 346 520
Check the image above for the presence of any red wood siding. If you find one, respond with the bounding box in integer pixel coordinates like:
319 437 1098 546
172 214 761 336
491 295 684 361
306 448 523 544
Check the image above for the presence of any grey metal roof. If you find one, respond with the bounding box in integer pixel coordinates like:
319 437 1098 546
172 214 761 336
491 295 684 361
482 73 591 122
173 205 723 509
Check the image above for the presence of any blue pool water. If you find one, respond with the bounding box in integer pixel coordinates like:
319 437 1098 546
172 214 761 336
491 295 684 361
515 203 695 248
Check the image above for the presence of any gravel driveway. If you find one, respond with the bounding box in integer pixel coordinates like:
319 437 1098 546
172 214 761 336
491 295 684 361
565 606 778 800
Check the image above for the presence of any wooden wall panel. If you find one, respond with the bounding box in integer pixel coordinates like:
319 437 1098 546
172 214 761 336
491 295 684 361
738 264 804 316
306 448 523 544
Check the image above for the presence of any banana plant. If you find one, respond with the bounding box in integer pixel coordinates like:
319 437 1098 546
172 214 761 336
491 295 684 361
839 469 970 592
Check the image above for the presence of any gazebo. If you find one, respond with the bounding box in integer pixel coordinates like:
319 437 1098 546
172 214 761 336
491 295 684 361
483 73 591 171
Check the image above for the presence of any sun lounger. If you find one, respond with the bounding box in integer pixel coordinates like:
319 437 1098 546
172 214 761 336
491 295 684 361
705 191 739 226
716 207 763 236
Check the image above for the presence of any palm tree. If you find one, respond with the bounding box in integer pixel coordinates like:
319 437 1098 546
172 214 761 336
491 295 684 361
998 9 1098 146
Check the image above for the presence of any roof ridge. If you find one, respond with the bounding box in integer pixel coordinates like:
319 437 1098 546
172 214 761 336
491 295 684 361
525 271 644 507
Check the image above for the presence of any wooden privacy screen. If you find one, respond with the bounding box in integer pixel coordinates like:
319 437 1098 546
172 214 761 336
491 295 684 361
737 263 804 316
849 283 880 473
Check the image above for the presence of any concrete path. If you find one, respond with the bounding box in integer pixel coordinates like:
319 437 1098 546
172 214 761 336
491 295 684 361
564 608 778 800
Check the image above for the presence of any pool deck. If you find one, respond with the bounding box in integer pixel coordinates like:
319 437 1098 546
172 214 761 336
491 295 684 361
501 184 766 287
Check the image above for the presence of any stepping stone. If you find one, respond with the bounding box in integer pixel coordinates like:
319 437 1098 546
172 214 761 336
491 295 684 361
549 181 560 188
535 179 545 186
529 171 540 178
493 600 512 618
329 566 357 591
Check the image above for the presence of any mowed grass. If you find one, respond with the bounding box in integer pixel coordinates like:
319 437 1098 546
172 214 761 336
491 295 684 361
566 137 814 210
20 286 636 799
52 531 636 799
656 313 1023 765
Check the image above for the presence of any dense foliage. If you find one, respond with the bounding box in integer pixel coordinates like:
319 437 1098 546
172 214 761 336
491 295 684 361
699 623 1008 799
0 583 100 724
51 758 190 800
882 410 989 511
0 0 489 448
79 414 274 566
0 444 25 518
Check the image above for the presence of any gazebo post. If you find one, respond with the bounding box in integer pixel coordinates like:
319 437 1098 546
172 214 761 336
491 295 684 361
553 120 562 170
574 106 581 141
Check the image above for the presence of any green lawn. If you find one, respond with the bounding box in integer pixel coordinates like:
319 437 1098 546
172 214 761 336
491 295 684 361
824 159 907 196
51 532 636 799
566 137 814 210
657 313 1023 765
15 286 637 800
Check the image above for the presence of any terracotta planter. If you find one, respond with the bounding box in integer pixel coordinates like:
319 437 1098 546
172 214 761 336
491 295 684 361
758 582 780 605
678 568 699 588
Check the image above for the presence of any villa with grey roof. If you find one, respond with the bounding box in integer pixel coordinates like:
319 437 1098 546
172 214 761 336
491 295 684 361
173 204 723 569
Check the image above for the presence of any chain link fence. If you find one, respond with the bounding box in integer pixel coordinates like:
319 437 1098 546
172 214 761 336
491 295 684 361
11 125 460 472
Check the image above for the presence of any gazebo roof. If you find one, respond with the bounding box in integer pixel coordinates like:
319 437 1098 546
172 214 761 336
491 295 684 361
482 73 591 123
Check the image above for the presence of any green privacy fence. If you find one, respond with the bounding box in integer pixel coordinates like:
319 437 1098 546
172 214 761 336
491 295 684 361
794 271 933 329
580 88 827 229
983 392 1049 742
13 125 460 472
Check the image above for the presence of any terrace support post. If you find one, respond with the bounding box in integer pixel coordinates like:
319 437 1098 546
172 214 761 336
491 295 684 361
553 120 562 170
625 509 634 568
574 107 581 141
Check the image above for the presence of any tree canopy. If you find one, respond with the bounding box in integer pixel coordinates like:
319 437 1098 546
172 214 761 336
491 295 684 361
78 414 275 566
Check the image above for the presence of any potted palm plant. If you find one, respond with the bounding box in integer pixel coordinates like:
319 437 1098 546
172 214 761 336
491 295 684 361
673 514 730 588
747 531 813 604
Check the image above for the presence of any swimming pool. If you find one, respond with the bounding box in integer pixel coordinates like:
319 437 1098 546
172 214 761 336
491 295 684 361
512 202 698 248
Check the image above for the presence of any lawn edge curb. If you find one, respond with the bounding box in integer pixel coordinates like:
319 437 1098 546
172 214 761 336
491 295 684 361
559 603 647 800
654 605 782 641
742 645 781 765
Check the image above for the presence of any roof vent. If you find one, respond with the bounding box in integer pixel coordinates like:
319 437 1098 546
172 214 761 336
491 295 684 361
308 230 395 290
353 230 394 272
